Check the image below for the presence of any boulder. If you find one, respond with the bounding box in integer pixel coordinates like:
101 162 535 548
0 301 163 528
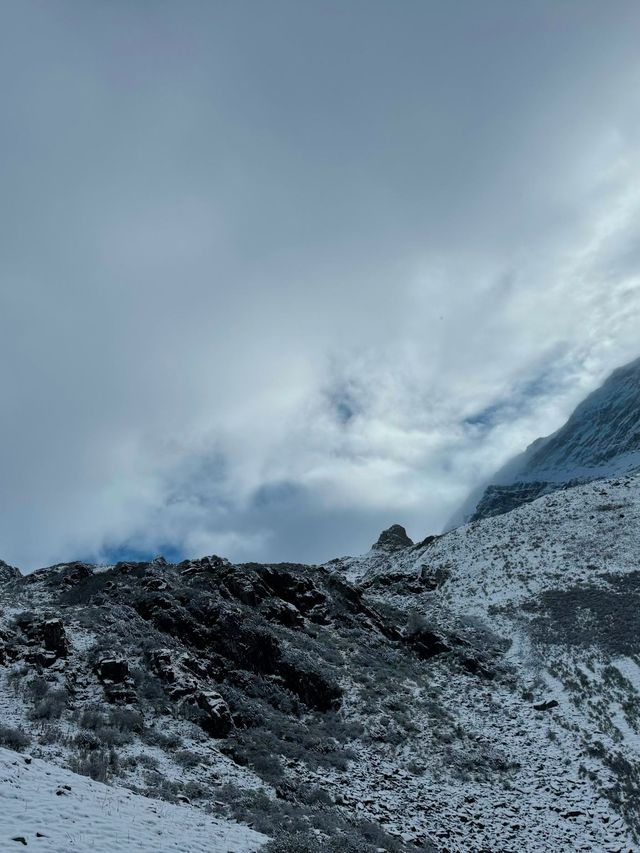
104 682 137 704
25 649 62 668
97 657 129 683
149 647 175 679
143 577 168 592
189 690 233 737
533 699 559 712
96 658 137 703
149 648 199 698
223 572 270 606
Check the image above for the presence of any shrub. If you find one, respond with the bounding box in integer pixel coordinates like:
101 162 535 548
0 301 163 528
262 833 323 853
142 727 183 751
75 703 143 746
136 752 160 769
131 668 166 707
28 687 68 721
38 726 64 746
110 707 144 734
69 748 119 783
26 676 50 702
0 724 30 751
174 749 201 769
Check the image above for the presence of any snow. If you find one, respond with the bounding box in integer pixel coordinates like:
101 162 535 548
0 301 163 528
0 747 267 852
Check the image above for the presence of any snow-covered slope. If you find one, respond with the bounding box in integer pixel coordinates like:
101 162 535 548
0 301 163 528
332 472 640 848
385 472 640 613
0 746 266 852
449 356 640 526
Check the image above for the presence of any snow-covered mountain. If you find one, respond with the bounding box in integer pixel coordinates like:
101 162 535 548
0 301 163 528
2 471 640 851
449 356 640 527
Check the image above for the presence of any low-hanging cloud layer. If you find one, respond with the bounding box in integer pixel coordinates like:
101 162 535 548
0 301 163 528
2 1 640 570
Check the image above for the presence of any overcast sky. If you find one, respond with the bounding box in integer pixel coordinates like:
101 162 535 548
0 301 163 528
2 1 640 571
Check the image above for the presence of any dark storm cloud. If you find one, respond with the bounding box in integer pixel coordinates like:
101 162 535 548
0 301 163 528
1 1 640 569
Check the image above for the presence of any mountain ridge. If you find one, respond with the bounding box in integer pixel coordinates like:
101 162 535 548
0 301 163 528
448 355 640 527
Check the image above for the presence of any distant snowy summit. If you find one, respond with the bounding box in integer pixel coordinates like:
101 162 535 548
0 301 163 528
449 355 640 527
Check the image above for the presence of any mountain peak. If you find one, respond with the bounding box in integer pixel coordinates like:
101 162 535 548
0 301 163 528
372 523 414 551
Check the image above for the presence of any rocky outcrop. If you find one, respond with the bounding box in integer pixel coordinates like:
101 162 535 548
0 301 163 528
42 619 68 658
183 690 233 737
178 554 230 576
0 560 20 584
7 615 71 668
96 657 136 703
96 657 129 683
372 524 414 552
405 625 450 660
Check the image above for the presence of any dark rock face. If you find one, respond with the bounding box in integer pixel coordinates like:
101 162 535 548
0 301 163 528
96 657 137 703
178 554 230 575
0 547 518 852
406 626 450 660
27 562 93 590
97 657 129 683
42 619 68 657
260 599 305 628
257 565 329 620
0 552 503 777
372 524 414 552
471 481 554 521
43 557 388 721
7 615 70 668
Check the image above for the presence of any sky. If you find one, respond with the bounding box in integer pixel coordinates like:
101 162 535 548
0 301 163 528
2 1 640 571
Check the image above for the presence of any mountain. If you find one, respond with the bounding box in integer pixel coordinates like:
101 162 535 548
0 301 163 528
2 358 640 851
448 356 640 527
2 475 640 851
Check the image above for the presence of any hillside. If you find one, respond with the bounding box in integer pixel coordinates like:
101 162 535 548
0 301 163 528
1 474 640 851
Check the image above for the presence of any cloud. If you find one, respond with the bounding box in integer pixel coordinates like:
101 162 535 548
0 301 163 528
1 1 640 569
